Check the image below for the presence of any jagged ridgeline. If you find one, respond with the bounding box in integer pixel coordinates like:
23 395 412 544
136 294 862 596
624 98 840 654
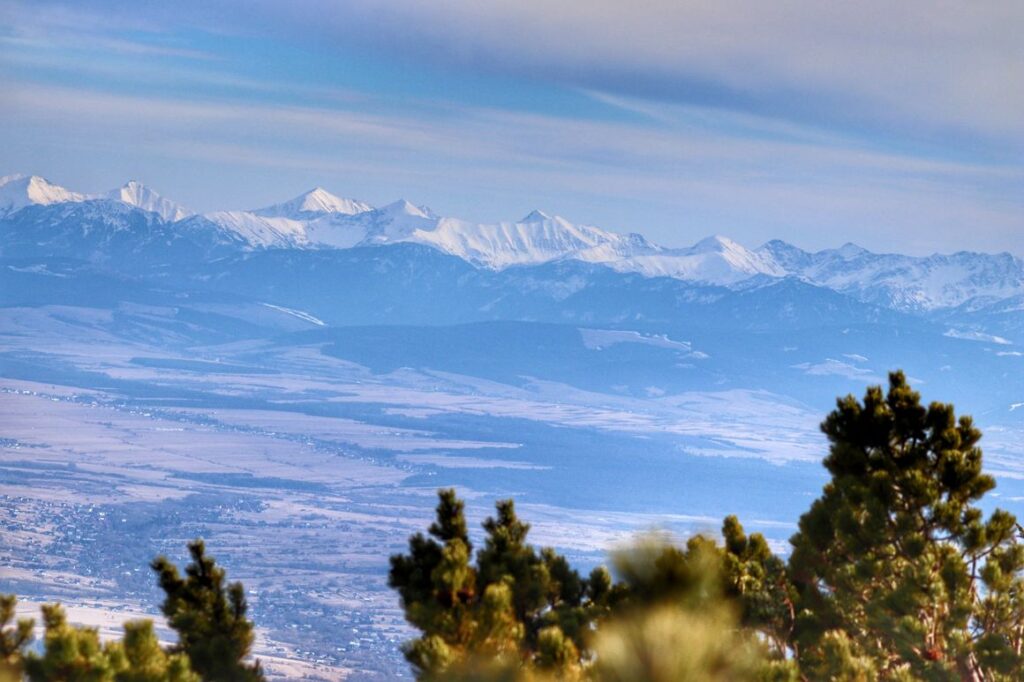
5 373 1022 681
2 173 1023 317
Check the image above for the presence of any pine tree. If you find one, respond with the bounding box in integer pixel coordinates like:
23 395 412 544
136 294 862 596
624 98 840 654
107 621 198 682
24 604 113 682
391 372 1024 681
391 492 796 680
390 490 601 679
720 515 796 659
0 595 32 681
22 605 199 682
788 371 1024 680
151 540 263 682
389 489 485 677
476 500 551 635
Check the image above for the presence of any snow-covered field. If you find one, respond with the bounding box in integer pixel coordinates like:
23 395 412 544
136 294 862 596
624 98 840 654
0 323 833 678
3 302 1023 679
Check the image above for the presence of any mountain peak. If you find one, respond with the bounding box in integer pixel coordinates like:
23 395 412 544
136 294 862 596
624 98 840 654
303 187 342 207
756 239 811 271
381 199 432 219
521 209 551 223
758 238 801 253
835 242 870 259
108 181 192 222
255 187 372 218
0 174 87 216
691 235 745 254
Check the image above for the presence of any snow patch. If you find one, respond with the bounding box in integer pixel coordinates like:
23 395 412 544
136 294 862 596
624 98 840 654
579 328 693 352
260 303 325 327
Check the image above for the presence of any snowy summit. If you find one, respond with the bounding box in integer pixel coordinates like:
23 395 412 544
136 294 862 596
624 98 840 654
108 181 192 222
2 172 1023 311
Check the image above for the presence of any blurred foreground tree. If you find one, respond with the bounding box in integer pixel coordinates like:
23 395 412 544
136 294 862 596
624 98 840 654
597 533 797 682
21 605 197 682
108 620 198 682
390 491 796 681
0 596 32 682
24 604 111 682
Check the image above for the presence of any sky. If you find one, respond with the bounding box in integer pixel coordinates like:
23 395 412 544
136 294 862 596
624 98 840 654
0 0 1021 255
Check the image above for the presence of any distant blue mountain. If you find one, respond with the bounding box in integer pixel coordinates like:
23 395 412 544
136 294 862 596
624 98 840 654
2 175 1021 320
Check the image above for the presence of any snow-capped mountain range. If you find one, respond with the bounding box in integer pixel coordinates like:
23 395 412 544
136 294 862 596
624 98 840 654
2 173 1022 313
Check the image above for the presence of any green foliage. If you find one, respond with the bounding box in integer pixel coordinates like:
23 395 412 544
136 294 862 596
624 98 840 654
604 532 798 682
0 595 32 680
22 605 199 682
24 604 112 682
151 540 263 682
390 490 604 679
789 371 1024 679
720 515 796 658
610 532 724 610
390 372 1024 682
4 539 255 682
107 621 198 682
589 604 778 682
392 492 799 681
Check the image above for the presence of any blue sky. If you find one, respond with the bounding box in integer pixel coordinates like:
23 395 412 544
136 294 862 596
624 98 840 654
1 0 1021 254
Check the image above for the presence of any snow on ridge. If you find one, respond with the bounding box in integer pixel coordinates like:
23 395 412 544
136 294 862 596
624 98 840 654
380 199 432 219
260 303 325 327
202 211 310 249
411 214 657 269
756 239 1024 311
602 234 784 284
0 174 88 216
2 171 1023 306
254 187 373 219
579 328 694 352
107 181 192 222
521 209 552 222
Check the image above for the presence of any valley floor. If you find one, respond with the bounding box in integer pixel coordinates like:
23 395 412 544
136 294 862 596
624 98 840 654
2 306 1023 679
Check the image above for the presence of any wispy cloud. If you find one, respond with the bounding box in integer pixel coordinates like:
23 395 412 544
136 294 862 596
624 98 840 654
9 1 1023 143
1 0 1021 255
243 0 1024 144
